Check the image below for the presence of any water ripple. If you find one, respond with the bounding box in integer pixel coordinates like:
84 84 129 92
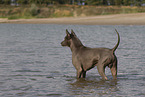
0 24 144 96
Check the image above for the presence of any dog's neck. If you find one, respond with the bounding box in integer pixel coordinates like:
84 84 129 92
70 36 84 52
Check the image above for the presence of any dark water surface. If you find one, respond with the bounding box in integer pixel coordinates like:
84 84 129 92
0 24 144 97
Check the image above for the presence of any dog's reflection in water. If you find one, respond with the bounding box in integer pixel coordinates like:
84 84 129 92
67 76 119 96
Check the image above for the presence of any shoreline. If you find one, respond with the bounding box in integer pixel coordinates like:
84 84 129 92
1 13 145 25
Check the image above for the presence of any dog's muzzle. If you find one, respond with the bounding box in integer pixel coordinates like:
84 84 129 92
61 41 66 46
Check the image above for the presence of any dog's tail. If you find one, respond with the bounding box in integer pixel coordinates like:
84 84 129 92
111 29 120 53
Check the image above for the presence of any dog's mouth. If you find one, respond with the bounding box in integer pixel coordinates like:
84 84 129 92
61 41 66 46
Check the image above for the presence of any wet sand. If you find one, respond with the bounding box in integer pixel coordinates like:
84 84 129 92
1 13 145 25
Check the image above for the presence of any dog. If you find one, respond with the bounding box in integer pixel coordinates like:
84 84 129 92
61 29 120 80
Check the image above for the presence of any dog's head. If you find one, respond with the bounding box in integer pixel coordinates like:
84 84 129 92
61 29 76 47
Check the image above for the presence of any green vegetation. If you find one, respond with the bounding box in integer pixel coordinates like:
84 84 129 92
1 0 145 19
1 0 145 6
1 4 145 19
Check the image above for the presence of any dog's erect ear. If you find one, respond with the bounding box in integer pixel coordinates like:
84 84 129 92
66 29 70 35
66 29 71 38
71 29 76 36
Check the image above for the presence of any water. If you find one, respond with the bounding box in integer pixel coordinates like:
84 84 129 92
0 24 144 97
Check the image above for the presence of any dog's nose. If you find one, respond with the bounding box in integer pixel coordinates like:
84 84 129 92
61 41 66 46
61 41 63 45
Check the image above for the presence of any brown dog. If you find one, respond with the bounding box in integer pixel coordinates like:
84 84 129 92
61 29 120 80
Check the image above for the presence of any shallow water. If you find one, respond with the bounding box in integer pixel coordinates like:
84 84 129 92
0 24 144 97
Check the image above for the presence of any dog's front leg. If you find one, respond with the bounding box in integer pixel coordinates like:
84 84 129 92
76 67 86 78
82 71 86 78
77 69 83 78
77 70 86 78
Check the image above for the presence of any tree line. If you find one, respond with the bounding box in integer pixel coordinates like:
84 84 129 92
0 0 145 6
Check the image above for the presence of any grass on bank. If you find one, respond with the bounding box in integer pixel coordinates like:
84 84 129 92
0 4 145 19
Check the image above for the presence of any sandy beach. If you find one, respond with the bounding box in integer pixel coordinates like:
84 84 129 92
1 13 145 25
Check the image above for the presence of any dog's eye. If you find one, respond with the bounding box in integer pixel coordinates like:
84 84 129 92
65 36 69 40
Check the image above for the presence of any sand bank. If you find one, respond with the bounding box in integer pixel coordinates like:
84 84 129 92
1 13 145 25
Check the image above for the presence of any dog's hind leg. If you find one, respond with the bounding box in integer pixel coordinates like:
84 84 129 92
110 59 117 80
97 63 108 80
